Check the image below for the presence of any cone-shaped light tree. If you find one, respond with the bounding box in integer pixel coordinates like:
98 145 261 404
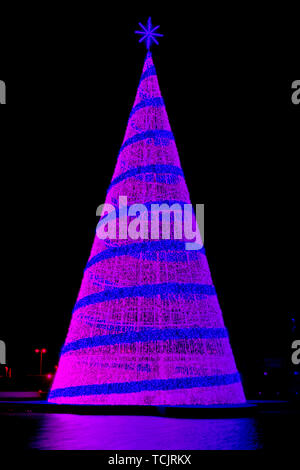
49 19 246 405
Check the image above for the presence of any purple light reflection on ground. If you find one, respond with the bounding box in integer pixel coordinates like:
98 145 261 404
30 414 261 450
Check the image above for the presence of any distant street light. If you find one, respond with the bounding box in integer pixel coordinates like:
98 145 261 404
34 348 47 375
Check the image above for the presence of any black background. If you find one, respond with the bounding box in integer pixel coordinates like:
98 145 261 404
0 5 299 396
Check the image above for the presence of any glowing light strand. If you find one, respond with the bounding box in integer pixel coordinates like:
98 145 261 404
49 30 246 406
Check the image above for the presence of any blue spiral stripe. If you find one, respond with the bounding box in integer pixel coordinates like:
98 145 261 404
85 240 205 271
139 65 157 83
129 97 165 118
119 130 174 154
61 327 228 355
108 163 183 190
73 283 216 313
49 373 241 398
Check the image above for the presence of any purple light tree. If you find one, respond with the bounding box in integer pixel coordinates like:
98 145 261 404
48 19 246 405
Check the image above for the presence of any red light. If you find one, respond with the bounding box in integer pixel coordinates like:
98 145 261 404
38 390 42 394
47 374 52 379
35 349 40 353
42 349 47 353
54 365 58 370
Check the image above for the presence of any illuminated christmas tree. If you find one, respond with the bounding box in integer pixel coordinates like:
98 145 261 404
49 19 246 405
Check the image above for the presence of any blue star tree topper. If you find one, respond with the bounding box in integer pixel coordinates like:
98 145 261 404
135 17 163 50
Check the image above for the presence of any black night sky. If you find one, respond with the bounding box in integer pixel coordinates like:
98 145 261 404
1 6 299 396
